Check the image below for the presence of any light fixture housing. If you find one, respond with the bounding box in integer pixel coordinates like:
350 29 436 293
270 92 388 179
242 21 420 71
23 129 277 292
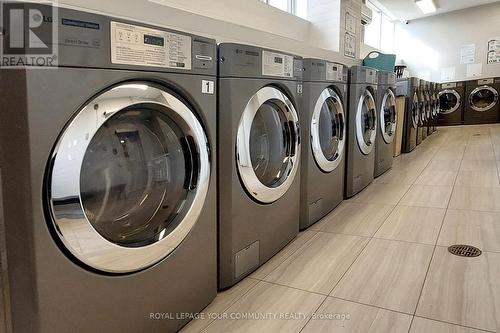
415 0 436 14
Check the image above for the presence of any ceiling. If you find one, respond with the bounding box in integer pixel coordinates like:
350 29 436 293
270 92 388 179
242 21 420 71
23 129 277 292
374 0 500 21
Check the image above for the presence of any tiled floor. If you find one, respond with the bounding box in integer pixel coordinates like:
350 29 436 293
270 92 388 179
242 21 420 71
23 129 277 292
182 125 500 333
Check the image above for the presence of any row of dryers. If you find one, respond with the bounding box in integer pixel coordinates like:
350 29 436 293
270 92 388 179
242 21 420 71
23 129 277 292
396 78 440 153
438 78 500 126
0 5 396 333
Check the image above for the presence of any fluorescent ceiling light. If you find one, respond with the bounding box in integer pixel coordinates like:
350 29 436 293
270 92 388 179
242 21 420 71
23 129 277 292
415 0 436 14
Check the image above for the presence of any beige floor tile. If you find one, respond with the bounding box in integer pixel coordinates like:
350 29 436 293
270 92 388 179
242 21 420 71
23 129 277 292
374 206 445 245
348 183 411 205
433 147 465 160
251 231 317 279
331 239 434 314
438 209 500 253
180 278 259 333
263 233 369 294
410 317 488 333
425 159 462 172
455 170 500 187
414 169 458 186
449 186 500 212
311 202 394 237
400 185 453 209
463 150 496 160
373 168 421 185
203 281 325 333
416 248 500 332
301 297 412 333
459 159 497 171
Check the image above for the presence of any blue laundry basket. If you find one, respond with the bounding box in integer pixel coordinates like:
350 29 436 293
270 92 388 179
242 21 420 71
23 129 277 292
363 51 396 72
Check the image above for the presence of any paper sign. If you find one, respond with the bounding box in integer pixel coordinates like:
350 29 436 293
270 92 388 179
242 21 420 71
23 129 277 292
460 44 475 64
466 63 482 78
440 67 456 81
487 37 500 64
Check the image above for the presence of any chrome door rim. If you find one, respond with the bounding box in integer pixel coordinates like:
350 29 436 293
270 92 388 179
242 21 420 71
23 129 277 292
236 86 300 204
439 89 461 115
469 85 498 112
412 92 419 128
380 89 396 144
48 82 210 273
311 87 345 173
356 89 377 155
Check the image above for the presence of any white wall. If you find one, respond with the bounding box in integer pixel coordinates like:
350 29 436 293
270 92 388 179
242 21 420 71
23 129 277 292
395 2 500 82
52 0 363 66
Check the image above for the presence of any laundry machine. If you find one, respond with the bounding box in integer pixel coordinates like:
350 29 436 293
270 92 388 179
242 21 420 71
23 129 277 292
395 77 419 153
374 71 397 177
345 66 378 198
429 82 439 133
424 80 432 137
438 81 465 126
218 43 302 289
0 6 217 333
464 78 500 124
299 58 347 230
419 80 429 142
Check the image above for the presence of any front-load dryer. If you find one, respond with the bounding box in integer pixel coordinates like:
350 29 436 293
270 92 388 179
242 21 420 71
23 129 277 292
424 80 432 137
396 77 420 153
217 43 302 289
0 5 217 333
299 58 347 230
416 81 425 145
438 81 465 126
345 66 378 198
420 80 429 142
464 78 500 124
374 71 397 177
429 82 439 133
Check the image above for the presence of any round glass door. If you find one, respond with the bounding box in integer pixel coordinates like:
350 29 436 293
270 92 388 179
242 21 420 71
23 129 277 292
380 89 397 144
425 91 432 119
48 82 210 273
439 89 461 115
411 92 419 128
469 85 498 112
236 86 300 204
311 87 345 173
356 89 377 155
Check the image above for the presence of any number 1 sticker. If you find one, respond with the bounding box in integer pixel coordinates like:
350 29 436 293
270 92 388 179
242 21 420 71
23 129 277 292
202 80 215 94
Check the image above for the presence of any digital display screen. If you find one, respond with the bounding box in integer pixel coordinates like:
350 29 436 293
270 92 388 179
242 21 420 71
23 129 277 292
144 35 164 46
274 57 283 64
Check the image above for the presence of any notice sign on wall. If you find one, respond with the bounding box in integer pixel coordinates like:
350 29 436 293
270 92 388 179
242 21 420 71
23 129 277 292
487 37 500 64
460 44 475 64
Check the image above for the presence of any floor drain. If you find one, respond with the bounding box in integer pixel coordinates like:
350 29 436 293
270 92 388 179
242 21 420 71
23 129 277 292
472 133 481 136
448 245 482 257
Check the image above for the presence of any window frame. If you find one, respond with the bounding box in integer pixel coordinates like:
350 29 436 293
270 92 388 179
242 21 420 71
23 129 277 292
364 0 395 52
260 0 307 19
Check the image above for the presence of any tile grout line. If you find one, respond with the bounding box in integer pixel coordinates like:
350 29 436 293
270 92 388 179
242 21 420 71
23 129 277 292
407 128 466 333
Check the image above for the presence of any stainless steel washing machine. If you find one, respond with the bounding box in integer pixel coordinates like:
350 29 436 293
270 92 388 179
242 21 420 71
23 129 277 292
420 80 429 142
345 66 378 198
464 78 500 124
217 43 302 289
374 71 396 177
396 77 419 153
0 5 217 332
438 81 465 126
299 58 347 230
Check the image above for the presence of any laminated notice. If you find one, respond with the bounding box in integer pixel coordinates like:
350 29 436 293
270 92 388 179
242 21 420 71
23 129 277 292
262 50 294 77
110 21 192 70
326 62 344 81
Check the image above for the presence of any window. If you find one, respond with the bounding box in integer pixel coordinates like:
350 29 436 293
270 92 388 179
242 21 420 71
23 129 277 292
261 0 308 20
364 0 395 52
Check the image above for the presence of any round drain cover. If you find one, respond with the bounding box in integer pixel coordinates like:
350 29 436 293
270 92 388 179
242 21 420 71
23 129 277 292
448 244 482 257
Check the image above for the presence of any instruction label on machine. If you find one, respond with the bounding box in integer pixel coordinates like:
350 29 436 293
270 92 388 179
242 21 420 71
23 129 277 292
326 62 344 81
110 21 192 70
262 50 294 77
